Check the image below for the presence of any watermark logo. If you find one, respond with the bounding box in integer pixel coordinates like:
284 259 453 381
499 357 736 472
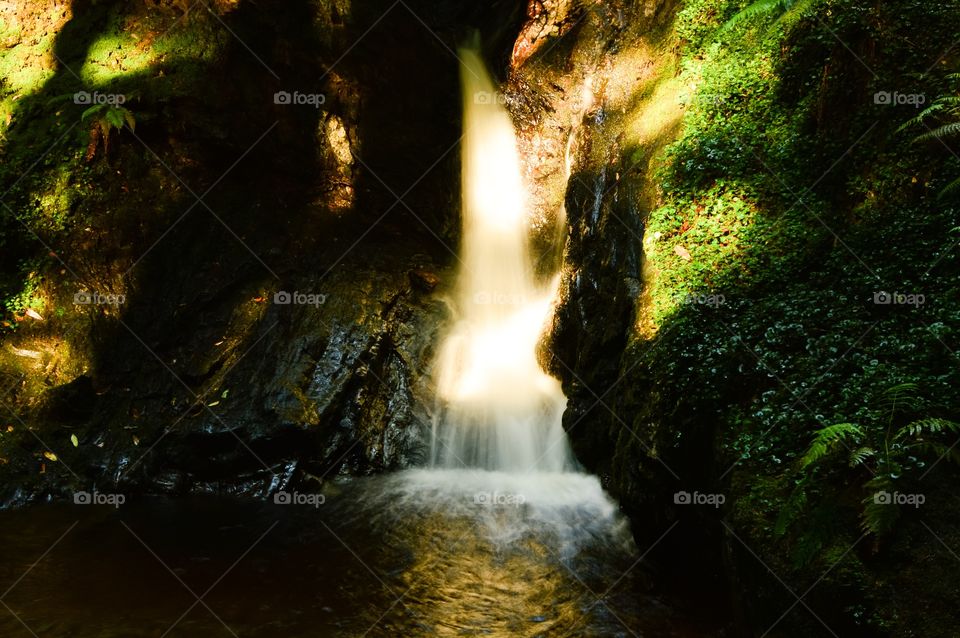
874 91 926 108
274 490 325 508
473 291 526 306
681 292 726 308
74 290 126 306
473 91 507 106
874 491 924 508
674 491 725 508
274 91 326 108
473 491 526 507
873 291 925 307
74 491 125 508
273 291 327 307
74 91 126 106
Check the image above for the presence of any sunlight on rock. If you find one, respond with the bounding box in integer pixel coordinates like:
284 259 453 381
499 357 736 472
320 113 355 213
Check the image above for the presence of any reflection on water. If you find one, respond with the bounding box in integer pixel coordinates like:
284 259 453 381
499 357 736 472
0 471 708 637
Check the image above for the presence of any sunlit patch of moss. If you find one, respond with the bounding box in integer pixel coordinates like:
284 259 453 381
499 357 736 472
0 30 59 129
645 180 761 324
80 14 230 86
34 166 79 234
623 76 686 149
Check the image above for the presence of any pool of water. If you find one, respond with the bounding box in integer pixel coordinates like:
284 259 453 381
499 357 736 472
0 470 712 637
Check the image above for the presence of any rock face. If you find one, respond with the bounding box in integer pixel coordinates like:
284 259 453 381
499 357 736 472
508 0 699 556
0 0 526 504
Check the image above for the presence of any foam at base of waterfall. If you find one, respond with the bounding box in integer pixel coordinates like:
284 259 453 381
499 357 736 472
349 469 635 557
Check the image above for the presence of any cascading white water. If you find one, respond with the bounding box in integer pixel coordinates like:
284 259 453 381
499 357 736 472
429 47 574 473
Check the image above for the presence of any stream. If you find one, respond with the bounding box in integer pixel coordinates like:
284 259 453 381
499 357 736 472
0 470 714 637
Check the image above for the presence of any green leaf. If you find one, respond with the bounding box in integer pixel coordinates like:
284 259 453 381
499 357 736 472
848 446 876 467
915 121 960 143
801 423 863 468
70 434 79 447
105 108 125 129
81 104 106 122
897 418 960 440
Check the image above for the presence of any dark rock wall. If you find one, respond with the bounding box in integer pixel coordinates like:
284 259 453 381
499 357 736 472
0 0 524 504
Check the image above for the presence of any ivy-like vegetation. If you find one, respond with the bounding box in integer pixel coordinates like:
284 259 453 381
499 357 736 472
627 0 960 632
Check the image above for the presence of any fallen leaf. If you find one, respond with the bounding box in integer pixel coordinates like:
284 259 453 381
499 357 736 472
674 245 692 261
208 400 220 407
221 389 229 399
24 309 43 321
132 435 140 446
70 434 79 447
43 451 58 462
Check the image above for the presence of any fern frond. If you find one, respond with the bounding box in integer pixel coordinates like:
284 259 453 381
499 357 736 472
721 0 789 32
861 497 900 535
938 175 960 199
790 500 841 567
105 109 125 130
81 104 106 123
897 418 960 439
909 441 960 465
915 121 960 143
775 483 808 536
861 475 899 535
876 383 921 412
848 446 876 467
776 0 818 28
897 102 949 133
801 423 863 468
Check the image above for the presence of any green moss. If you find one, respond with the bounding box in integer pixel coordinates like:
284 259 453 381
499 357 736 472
610 0 960 631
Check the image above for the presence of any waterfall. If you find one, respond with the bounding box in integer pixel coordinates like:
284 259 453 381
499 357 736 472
429 47 574 473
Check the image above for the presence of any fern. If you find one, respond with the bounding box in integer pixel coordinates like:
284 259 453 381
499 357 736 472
81 104 136 161
783 385 960 555
848 446 876 467
896 417 960 439
875 382 921 412
800 423 862 468
861 476 899 535
792 501 841 567
774 480 808 536
897 98 960 133
910 441 960 466
938 175 960 198
900 80 960 197
915 121 960 143
721 0 817 33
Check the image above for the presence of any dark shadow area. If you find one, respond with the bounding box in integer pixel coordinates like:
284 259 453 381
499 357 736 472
0 0 530 501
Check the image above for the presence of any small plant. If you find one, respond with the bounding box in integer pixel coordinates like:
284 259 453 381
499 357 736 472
777 384 960 562
721 0 818 33
899 74 960 197
81 104 136 161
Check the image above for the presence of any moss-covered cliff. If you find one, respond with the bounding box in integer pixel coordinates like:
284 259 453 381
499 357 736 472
544 0 960 635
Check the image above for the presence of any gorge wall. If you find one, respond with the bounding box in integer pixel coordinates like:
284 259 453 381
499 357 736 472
1 1 959 636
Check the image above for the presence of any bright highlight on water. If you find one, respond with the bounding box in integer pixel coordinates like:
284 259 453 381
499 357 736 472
430 46 573 473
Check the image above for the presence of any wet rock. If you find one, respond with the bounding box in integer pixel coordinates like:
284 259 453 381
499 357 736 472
409 269 441 293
